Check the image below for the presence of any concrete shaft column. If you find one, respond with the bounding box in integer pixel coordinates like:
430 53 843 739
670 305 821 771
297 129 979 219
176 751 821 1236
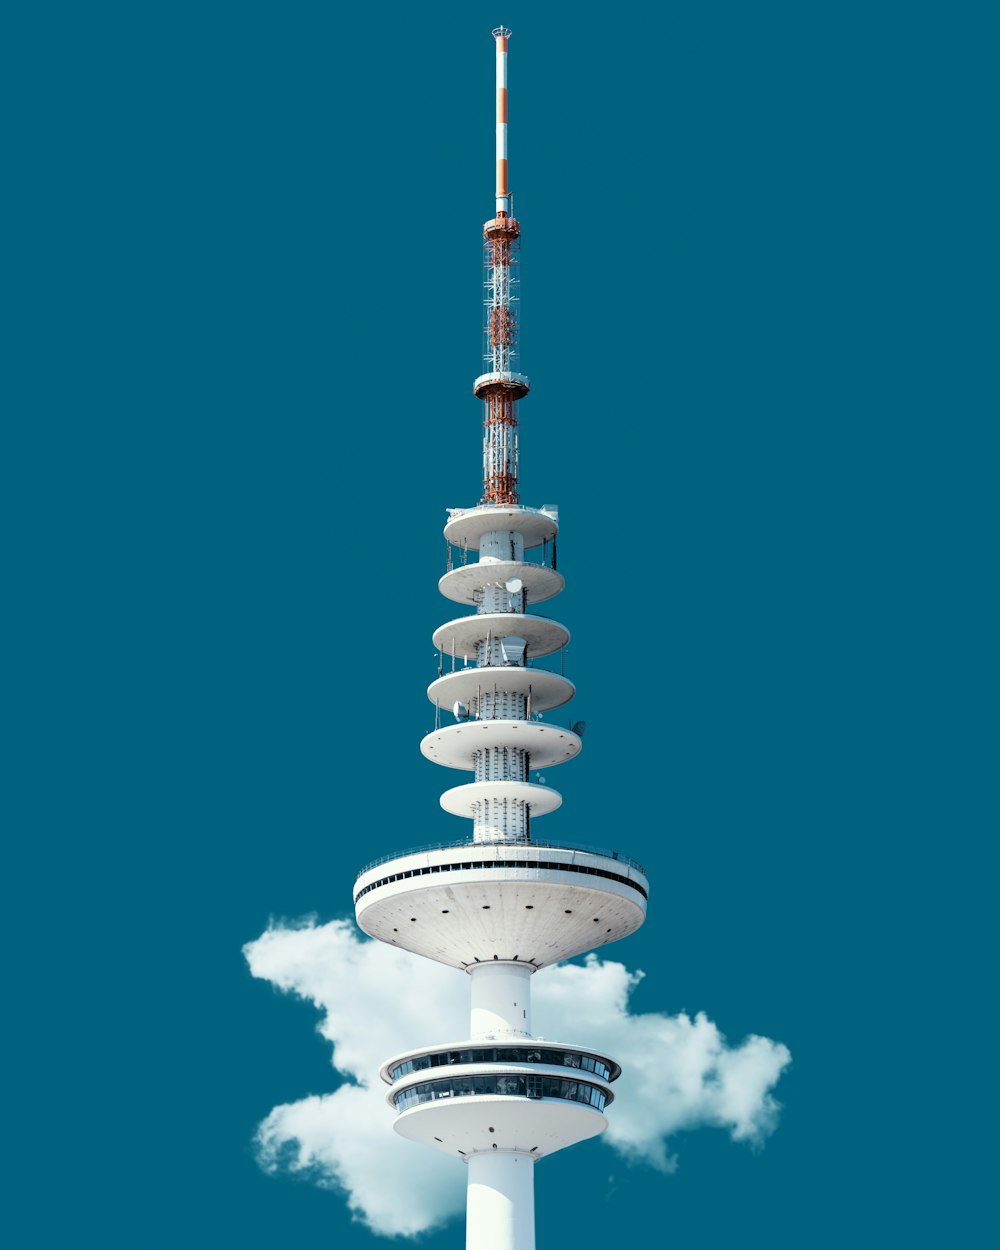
477 691 528 719
466 1152 535 1250
472 796 529 842
469 961 533 1039
480 530 525 564
474 747 528 782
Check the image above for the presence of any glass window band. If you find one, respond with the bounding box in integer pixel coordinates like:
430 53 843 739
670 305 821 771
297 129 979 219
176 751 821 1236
388 1047 615 1082
392 1073 610 1112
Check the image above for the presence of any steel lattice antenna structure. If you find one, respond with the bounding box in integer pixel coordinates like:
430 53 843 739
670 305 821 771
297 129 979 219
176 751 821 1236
353 28 649 1250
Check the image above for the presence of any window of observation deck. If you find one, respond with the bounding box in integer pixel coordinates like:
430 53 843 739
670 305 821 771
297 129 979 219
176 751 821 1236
393 1073 609 1113
388 1047 615 1082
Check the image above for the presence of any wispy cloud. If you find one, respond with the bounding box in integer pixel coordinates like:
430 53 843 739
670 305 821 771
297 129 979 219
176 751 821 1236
244 919 791 1237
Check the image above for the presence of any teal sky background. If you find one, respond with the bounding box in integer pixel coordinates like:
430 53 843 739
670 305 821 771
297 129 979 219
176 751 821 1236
7 1 995 1247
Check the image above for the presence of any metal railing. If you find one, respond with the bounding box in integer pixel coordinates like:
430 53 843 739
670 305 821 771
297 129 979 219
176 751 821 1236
356 837 645 880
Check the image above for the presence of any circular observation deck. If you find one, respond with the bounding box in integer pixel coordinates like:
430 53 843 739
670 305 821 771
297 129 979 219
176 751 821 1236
428 667 575 714
444 506 558 552
439 780 562 818
439 561 565 607
381 1040 620 1085
433 613 569 662
353 842 648 970
421 720 582 771
383 1043 615 1158
383 1039 615 1159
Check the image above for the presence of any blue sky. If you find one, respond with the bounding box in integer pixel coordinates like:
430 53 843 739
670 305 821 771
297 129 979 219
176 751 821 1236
7 1 994 1247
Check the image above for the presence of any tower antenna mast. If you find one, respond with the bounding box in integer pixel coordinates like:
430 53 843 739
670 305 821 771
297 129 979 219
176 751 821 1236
477 26 528 506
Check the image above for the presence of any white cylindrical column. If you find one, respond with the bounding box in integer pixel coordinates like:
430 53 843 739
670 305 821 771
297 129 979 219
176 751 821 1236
472 795 530 842
474 747 528 783
480 529 525 563
469 961 533 1038
467 1152 535 1250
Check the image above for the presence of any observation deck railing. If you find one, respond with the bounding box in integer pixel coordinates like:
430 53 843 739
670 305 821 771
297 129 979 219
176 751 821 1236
356 837 646 881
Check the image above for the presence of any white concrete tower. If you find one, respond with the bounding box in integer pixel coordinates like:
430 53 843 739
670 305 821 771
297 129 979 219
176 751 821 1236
353 28 648 1250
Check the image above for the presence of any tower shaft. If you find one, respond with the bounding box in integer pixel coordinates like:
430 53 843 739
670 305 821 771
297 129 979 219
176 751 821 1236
467 1153 535 1250
469 961 533 1039
466 959 536 1250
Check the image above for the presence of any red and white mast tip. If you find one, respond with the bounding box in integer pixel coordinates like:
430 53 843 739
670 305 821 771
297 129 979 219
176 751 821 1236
493 27 511 216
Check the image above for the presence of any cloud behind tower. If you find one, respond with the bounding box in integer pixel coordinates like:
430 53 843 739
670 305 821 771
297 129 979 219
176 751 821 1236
244 919 791 1237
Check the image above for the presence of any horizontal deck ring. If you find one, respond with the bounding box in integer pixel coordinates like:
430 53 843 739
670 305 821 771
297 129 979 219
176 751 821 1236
433 613 569 662
428 667 574 714
439 780 562 818
420 719 582 771
438 560 564 607
474 371 530 400
443 505 558 551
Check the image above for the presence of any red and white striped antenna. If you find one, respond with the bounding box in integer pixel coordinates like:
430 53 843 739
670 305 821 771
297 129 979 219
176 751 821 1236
493 26 511 216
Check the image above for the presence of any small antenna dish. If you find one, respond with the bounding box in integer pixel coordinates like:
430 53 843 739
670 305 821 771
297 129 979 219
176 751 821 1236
453 701 470 721
505 576 523 594
571 720 587 737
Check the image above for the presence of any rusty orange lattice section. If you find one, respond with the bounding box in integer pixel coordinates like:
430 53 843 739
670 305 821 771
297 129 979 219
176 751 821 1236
481 386 519 504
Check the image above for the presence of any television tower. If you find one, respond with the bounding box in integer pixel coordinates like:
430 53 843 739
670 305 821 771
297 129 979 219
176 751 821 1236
353 28 648 1250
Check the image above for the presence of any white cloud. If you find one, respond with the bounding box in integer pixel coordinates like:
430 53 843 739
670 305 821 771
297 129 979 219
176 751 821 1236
531 958 791 1172
244 919 791 1236
255 1088 465 1237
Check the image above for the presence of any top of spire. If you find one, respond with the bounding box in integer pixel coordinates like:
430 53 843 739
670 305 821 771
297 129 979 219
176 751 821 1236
493 26 512 218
